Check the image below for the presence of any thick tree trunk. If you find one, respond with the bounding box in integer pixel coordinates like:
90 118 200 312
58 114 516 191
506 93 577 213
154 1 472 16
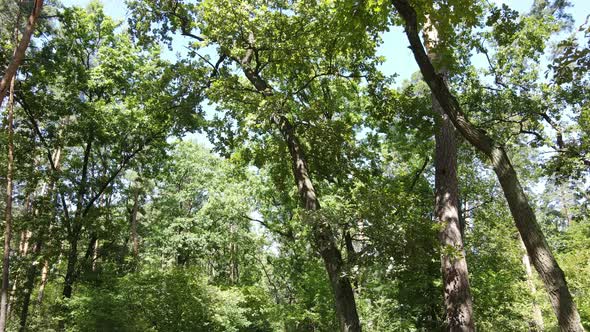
424 18 475 331
0 0 44 108
62 235 79 300
519 235 544 332
433 87 475 332
0 75 16 332
391 1 584 330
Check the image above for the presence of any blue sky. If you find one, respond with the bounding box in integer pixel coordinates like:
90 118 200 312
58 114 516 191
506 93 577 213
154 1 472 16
61 0 590 83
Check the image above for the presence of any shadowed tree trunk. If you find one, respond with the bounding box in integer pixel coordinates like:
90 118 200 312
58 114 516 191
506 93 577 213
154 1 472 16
391 1 584 330
423 17 475 331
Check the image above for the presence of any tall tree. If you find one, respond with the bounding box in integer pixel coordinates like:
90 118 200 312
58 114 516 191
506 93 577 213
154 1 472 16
423 17 475 331
390 0 584 330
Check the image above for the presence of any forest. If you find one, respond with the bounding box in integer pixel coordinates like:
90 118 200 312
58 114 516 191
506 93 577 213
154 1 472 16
0 0 589 331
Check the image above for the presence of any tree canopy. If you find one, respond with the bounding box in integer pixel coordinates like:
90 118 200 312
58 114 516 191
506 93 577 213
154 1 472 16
0 0 588 331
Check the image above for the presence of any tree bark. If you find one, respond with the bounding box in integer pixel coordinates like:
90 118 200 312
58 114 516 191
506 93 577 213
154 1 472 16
423 17 475 331
18 237 42 332
0 0 44 108
391 1 584 330
434 103 475 332
0 74 16 332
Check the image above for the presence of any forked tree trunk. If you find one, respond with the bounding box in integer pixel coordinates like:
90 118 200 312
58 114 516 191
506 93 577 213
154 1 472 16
19 237 42 332
391 1 584 330
424 18 475 331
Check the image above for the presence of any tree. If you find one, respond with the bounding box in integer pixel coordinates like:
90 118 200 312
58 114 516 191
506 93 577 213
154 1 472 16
390 0 584 330
423 17 475 331
0 0 43 108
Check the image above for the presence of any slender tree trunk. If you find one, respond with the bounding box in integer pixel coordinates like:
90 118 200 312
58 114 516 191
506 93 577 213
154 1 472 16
392 1 584 330
0 74 16 332
131 189 139 258
18 237 42 332
0 0 44 108
92 239 99 272
423 18 475 331
272 114 361 332
35 261 48 305
233 46 361 330
519 235 545 331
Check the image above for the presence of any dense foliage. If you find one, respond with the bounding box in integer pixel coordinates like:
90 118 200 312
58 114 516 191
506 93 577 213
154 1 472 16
0 0 588 331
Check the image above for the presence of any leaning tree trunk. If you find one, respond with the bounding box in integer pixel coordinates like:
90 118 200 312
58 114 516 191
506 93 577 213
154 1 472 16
0 0 44 108
424 18 475 331
272 114 361 332
235 50 361 330
0 76 16 332
391 1 584 330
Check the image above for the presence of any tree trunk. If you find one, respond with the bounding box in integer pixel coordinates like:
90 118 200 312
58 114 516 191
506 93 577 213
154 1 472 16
272 114 361 332
35 260 48 305
131 189 139 258
62 234 79 300
18 238 42 332
434 103 475 331
424 17 475 331
235 49 361 330
519 235 545 332
391 1 584 330
0 74 16 332
0 0 44 108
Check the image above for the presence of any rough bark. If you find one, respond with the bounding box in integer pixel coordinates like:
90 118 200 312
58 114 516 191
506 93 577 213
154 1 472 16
391 1 584 330
424 18 475 331
234 44 361 331
434 105 475 332
0 0 44 108
0 75 16 332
